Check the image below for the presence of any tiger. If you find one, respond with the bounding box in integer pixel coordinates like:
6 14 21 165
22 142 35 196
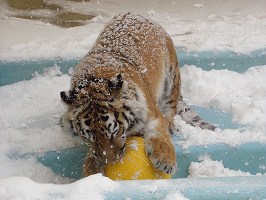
60 12 215 177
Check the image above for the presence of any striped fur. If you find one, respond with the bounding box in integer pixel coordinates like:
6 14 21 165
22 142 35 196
60 13 214 177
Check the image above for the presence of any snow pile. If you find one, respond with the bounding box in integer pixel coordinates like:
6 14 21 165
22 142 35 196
0 66 81 183
165 15 266 54
181 65 266 131
188 156 264 178
174 115 266 149
172 65 266 149
0 174 118 200
0 19 102 61
164 191 189 200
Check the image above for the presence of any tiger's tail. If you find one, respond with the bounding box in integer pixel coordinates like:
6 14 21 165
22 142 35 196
176 96 216 131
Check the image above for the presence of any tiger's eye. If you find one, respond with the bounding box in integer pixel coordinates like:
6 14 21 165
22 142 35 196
100 115 109 122
84 119 91 126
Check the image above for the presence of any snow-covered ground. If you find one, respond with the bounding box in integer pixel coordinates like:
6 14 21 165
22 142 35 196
1 0 266 60
1 0 266 199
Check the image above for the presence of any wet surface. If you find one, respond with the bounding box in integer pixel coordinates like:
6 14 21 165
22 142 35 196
6 0 95 28
8 0 62 10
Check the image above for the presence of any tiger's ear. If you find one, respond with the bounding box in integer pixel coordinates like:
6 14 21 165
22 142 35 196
60 90 75 104
108 74 123 91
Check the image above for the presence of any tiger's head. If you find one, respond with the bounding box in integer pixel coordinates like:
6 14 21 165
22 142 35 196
61 74 134 165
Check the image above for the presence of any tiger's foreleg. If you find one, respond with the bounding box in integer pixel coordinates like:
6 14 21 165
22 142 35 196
144 117 177 175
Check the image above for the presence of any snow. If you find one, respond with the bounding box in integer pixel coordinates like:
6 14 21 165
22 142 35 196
181 65 266 130
188 156 265 178
164 191 189 200
192 4 203 9
1 1 266 60
174 116 266 150
1 0 266 199
0 174 118 200
174 65 266 149
0 66 79 184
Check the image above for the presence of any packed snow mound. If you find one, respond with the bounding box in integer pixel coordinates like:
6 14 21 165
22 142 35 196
188 156 265 177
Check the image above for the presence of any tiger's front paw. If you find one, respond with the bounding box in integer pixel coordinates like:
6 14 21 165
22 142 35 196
145 137 177 174
83 155 105 177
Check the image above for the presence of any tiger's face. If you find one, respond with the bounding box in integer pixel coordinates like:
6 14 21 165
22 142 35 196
61 74 131 164
74 102 127 164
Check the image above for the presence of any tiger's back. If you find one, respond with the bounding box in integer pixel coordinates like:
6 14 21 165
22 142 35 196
74 12 180 122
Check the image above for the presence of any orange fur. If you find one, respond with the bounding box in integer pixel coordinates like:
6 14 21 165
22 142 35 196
62 13 180 176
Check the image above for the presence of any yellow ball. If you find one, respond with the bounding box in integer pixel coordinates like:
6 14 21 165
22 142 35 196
105 136 171 180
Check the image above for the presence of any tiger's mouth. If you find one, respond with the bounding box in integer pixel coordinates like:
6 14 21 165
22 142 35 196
91 143 126 165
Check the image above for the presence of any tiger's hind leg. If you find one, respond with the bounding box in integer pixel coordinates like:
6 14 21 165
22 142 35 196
177 96 216 131
159 74 180 135
158 38 181 134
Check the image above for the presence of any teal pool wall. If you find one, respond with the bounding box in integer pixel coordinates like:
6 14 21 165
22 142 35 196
1 48 266 86
37 141 266 180
178 48 266 72
104 176 266 200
